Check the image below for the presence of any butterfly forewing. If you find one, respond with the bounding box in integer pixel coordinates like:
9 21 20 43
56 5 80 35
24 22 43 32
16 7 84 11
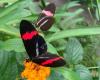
32 53 66 67
20 20 37 35
42 3 56 16
20 20 47 59
38 3 56 20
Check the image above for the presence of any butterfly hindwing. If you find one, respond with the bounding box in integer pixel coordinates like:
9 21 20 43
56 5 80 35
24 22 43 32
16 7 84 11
32 53 66 67
20 20 47 59
37 36 47 56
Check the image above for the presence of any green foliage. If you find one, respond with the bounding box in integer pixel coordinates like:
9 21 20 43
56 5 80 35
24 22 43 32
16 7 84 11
75 65 93 80
0 0 100 80
47 28 100 42
0 51 19 80
56 68 80 80
47 42 58 54
64 38 83 65
0 38 25 52
49 68 81 80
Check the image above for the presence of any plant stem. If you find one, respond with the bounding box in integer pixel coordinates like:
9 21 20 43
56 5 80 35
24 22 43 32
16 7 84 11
41 0 46 8
88 66 99 69
96 0 100 20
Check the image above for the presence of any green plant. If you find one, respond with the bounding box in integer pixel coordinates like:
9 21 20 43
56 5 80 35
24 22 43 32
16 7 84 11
0 0 99 80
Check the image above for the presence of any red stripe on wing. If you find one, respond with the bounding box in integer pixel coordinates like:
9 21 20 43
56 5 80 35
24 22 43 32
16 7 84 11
42 10 53 17
41 57 62 66
21 31 38 40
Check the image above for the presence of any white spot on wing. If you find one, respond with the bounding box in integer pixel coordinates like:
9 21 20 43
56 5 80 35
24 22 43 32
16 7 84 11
36 42 39 56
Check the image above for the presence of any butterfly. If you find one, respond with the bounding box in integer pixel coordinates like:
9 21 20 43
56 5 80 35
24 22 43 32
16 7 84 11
36 3 56 31
20 3 66 67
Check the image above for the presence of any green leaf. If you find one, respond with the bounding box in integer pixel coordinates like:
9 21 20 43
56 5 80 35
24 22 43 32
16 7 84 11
0 6 32 26
64 38 83 64
0 41 4 50
0 0 18 3
66 1 79 9
47 42 58 54
75 65 93 80
55 39 67 51
0 25 19 37
47 28 100 42
56 68 80 80
28 0 40 14
49 25 60 32
2 38 25 52
0 0 36 26
0 0 23 18
16 52 26 65
61 18 83 29
0 51 18 80
48 69 66 80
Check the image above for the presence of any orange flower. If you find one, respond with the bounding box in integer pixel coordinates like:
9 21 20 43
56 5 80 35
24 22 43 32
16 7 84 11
21 60 50 80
